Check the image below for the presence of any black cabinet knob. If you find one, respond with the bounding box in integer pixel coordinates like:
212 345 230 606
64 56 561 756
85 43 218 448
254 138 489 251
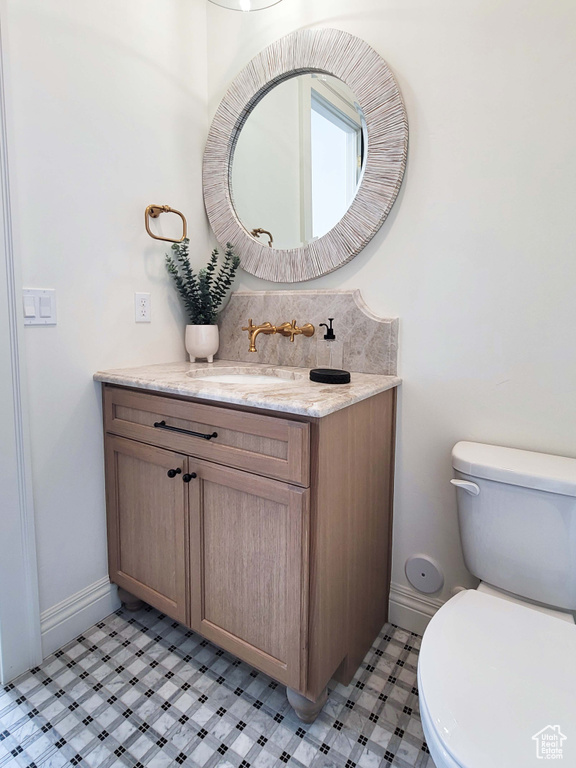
167 468 182 478
182 472 197 483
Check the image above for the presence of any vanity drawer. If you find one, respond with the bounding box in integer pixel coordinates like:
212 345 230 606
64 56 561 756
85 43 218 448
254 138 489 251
103 386 310 487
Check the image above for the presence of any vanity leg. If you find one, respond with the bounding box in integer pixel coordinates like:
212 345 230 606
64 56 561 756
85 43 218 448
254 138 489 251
117 588 144 612
286 687 328 723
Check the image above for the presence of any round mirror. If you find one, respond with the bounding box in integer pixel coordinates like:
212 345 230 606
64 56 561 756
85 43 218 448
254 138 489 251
203 28 408 283
231 74 366 251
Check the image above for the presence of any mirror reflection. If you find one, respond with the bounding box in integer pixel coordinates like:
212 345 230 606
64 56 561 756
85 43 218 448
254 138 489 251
231 73 366 251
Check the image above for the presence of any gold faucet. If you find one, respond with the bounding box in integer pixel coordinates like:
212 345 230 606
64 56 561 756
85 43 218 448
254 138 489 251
242 319 276 353
242 318 315 353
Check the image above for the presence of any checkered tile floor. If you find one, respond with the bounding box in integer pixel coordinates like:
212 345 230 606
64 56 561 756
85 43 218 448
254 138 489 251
0 606 435 768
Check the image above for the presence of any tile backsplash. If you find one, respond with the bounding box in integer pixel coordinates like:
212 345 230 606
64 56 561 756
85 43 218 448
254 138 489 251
218 290 398 376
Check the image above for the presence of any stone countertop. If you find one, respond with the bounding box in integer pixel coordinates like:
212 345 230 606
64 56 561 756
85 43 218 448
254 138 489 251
93 360 401 418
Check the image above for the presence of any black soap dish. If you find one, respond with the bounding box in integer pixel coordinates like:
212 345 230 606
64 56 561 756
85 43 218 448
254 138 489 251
309 368 351 385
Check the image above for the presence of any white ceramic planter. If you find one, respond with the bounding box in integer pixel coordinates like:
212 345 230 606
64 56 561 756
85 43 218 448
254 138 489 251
185 324 219 363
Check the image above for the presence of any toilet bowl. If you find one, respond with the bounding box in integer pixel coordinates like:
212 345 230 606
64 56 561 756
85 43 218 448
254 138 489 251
418 442 576 767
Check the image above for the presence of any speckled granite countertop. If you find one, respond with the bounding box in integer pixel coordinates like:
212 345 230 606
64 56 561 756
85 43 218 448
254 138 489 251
94 360 401 418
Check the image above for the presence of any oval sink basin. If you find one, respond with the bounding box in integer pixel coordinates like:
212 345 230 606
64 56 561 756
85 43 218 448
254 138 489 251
187 367 306 386
195 373 289 385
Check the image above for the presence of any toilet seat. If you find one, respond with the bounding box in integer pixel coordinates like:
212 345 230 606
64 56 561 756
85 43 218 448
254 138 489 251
418 589 576 768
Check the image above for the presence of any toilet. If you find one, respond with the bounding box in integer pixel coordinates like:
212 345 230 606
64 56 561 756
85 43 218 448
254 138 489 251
417 441 576 768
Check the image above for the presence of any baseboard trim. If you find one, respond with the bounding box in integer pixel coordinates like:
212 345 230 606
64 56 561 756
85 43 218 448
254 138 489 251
40 577 121 657
40 577 443 657
389 581 445 635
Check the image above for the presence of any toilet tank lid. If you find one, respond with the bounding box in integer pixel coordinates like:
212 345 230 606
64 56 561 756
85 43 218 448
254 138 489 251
452 441 576 497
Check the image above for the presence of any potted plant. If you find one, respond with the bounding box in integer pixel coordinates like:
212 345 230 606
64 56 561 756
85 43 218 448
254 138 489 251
165 238 240 362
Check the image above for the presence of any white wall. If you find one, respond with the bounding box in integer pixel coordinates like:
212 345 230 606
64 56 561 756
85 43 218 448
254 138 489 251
207 0 576 628
4 0 209 648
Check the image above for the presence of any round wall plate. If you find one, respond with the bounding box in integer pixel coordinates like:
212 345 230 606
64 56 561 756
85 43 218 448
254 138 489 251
405 555 444 594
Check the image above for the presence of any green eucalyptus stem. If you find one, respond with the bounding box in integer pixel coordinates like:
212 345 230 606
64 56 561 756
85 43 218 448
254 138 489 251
165 239 240 325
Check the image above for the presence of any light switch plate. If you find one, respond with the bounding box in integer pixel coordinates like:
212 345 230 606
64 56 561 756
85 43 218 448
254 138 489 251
23 289 57 325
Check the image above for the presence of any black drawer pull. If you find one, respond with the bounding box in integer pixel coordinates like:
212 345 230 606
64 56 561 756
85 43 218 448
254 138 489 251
153 420 218 440
167 468 182 478
183 473 197 483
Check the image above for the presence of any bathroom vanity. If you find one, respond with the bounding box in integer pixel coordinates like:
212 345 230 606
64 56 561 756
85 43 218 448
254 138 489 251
100 15 407 720
96 361 399 721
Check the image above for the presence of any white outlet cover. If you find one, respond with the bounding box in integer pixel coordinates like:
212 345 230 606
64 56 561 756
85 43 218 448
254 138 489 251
22 288 57 325
405 555 444 594
134 292 151 323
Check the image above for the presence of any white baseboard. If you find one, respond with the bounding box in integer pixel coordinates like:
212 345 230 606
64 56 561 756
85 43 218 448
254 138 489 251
40 577 121 657
39 577 441 657
389 581 445 635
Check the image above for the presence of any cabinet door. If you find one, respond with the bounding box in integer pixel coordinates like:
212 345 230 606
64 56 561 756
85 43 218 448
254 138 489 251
105 435 188 624
189 460 309 689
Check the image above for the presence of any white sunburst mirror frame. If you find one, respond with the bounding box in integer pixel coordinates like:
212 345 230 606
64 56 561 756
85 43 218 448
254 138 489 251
203 28 408 283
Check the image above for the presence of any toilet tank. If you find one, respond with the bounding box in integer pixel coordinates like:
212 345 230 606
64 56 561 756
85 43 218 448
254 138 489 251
452 441 576 611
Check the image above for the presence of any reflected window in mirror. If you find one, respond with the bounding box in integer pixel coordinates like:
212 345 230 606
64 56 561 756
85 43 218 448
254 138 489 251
310 77 365 242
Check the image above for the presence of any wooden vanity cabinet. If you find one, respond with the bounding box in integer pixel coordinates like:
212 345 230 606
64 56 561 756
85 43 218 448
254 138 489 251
102 384 396 717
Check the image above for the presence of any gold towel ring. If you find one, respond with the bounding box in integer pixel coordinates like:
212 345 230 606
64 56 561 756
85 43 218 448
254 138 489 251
250 227 274 247
145 204 187 243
